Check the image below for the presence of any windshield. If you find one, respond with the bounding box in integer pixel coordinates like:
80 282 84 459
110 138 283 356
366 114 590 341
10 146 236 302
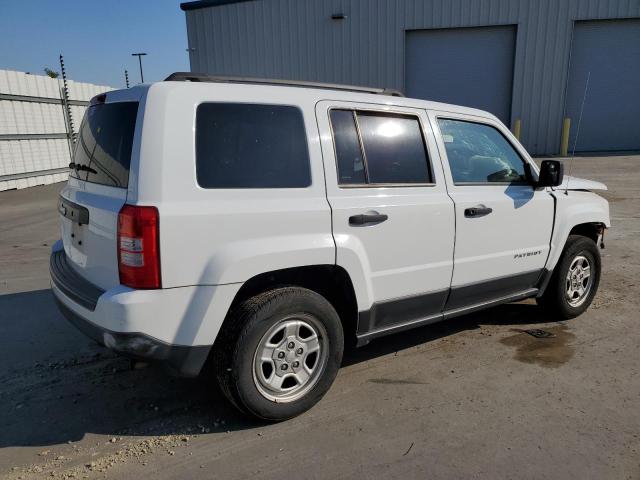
71 102 138 188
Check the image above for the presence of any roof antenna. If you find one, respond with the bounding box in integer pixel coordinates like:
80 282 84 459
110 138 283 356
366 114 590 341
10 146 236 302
565 71 590 195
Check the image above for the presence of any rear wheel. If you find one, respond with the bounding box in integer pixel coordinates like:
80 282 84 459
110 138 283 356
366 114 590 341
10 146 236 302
537 235 601 319
214 287 343 421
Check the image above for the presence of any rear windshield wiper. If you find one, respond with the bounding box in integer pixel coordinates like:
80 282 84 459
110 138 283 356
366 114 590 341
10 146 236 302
68 162 97 175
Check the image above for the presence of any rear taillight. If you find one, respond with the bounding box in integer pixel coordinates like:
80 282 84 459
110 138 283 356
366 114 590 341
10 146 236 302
117 205 161 289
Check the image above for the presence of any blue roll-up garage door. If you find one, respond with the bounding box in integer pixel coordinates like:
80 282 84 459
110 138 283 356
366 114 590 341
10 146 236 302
405 26 516 124
565 20 640 152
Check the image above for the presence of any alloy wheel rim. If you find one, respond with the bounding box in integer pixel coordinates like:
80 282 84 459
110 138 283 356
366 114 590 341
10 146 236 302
565 254 593 307
252 314 329 403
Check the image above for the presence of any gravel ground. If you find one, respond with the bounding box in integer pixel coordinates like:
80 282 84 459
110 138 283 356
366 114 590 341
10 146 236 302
0 155 638 480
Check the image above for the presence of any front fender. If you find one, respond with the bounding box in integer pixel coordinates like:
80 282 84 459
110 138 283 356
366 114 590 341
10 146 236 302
546 190 610 271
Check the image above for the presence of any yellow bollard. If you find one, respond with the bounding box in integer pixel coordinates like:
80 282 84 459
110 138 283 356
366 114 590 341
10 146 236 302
512 119 521 141
560 118 571 157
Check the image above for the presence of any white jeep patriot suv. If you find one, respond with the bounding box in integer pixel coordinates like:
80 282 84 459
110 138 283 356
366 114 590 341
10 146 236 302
51 73 610 420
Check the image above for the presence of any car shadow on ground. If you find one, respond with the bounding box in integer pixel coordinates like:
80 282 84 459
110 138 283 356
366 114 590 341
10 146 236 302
343 301 564 367
0 288 562 449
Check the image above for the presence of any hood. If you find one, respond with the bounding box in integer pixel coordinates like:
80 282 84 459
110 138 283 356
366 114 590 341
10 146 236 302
556 175 607 191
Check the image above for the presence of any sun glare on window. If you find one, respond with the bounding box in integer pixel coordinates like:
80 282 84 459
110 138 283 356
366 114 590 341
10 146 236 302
376 120 404 138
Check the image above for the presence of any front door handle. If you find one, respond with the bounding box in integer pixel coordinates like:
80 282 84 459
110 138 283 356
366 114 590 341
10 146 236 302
349 212 388 226
464 205 493 218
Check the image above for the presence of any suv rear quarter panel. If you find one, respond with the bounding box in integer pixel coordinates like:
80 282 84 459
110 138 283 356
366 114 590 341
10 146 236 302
134 83 334 288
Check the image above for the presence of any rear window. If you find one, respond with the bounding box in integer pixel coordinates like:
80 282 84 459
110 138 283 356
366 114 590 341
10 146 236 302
196 103 311 189
71 102 138 188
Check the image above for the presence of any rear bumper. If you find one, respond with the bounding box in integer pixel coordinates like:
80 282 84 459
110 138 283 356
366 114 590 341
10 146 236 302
50 249 104 311
49 243 241 377
53 296 210 377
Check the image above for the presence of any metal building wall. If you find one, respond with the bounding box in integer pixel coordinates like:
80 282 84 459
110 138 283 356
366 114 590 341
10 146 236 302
0 70 113 191
184 0 640 155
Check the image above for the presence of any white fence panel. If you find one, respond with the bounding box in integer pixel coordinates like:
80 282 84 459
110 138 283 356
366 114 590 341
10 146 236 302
0 69 113 191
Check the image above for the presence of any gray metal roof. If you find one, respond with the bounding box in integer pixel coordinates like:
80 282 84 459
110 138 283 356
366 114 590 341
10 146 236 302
180 0 256 11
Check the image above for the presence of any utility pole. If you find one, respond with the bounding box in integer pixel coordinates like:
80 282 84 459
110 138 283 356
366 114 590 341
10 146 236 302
124 69 130 88
131 53 147 83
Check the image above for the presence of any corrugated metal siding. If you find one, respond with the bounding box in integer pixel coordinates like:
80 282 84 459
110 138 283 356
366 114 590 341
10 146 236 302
185 0 640 154
0 70 113 191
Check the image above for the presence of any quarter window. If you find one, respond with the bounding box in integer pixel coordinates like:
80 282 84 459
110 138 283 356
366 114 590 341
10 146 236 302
437 118 528 184
330 110 366 184
330 109 432 185
196 103 311 189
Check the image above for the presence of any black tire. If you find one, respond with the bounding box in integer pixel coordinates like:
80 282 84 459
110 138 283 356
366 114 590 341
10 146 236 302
537 234 601 319
213 287 344 421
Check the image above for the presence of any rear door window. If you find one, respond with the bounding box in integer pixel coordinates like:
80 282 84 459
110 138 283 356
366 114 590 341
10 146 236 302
329 109 432 185
196 103 311 188
357 112 431 184
72 102 138 188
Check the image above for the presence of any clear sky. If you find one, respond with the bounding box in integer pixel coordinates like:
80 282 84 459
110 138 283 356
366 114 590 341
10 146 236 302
0 0 190 88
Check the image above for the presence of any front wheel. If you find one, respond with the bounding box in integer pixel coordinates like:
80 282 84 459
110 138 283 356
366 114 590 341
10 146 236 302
537 235 601 319
213 287 344 421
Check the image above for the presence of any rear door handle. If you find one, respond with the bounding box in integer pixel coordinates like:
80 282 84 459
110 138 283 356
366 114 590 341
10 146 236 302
349 212 388 226
464 205 493 218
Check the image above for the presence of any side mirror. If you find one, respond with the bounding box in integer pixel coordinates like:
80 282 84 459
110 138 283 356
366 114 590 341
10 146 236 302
537 160 564 187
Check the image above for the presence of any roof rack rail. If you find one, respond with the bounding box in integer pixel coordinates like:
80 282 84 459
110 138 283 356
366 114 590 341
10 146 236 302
164 72 404 97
